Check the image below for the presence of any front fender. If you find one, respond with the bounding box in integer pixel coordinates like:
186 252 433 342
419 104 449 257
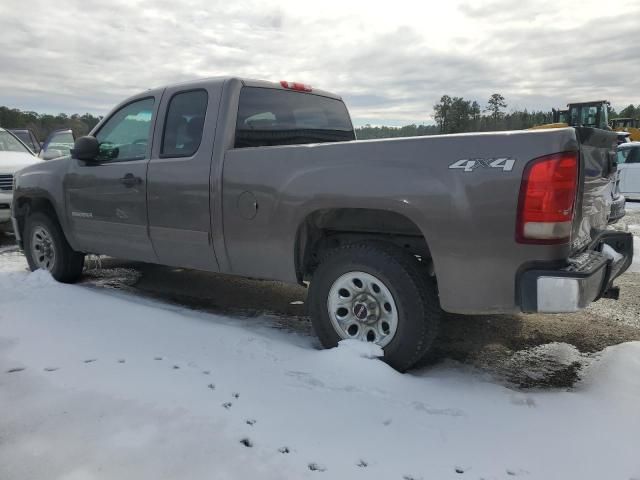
13 158 78 250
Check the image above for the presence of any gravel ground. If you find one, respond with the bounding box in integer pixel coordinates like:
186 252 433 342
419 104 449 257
2 204 639 389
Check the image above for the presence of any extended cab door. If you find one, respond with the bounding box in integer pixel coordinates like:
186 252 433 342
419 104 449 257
64 95 159 261
146 81 222 270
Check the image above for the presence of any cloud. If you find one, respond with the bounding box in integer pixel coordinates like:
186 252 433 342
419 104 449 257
0 0 638 125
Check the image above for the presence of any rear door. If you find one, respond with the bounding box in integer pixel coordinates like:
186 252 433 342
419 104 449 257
146 80 223 270
65 95 160 261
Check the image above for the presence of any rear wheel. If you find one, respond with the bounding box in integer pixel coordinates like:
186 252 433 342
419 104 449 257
308 242 441 372
24 212 84 283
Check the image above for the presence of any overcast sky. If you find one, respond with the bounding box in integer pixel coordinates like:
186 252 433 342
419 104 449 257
1 0 639 126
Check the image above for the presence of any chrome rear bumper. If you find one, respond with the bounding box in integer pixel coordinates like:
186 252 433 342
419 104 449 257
519 231 634 313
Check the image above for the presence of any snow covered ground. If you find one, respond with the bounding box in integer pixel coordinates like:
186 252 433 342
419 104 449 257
1 251 640 480
625 201 640 212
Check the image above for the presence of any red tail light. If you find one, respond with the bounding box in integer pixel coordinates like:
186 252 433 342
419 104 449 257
516 151 579 244
280 80 312 92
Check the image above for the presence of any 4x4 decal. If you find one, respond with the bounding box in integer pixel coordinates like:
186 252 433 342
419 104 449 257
449 157 516 172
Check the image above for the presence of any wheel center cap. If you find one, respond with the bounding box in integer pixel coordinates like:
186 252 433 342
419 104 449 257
353 303 368 320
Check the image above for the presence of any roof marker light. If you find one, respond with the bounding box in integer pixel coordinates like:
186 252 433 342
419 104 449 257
280 80 312 92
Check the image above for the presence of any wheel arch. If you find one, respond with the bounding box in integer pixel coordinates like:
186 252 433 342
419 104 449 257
294 207 434 283
13 193 70 249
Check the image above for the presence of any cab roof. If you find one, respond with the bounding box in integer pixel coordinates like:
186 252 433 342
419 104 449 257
153 76 342 101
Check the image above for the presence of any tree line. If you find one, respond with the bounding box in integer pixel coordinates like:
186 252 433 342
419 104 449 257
356 93 549 139
2 99 638 144
0 106 102 141
356 94 640 139
615 104 640 119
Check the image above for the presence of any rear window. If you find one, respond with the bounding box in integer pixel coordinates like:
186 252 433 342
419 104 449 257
234 87 354 148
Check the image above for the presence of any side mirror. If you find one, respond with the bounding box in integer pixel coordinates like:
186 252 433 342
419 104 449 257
41 149 63 160
71 136 100 161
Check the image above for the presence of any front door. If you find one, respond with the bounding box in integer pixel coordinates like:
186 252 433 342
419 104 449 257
65 96 159 262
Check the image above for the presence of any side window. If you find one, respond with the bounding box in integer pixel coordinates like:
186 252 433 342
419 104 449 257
161 90 208 157
95 98 154 162
627 148 640 164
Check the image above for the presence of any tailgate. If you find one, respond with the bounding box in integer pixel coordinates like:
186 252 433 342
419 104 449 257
571 127 618 252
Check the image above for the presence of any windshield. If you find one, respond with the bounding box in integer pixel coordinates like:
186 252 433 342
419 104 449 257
0 130 32 154
11 131 31 146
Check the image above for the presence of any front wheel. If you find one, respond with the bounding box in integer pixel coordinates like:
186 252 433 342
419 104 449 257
24 212 84 283
308 242 441 372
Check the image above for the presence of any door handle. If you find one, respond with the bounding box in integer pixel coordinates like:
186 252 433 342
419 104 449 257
120 173 142 187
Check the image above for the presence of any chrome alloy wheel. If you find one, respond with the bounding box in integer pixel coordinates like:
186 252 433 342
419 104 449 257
31 225 56 271
327 271 398 347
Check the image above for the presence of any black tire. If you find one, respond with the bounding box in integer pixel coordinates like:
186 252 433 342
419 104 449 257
308 241 441 372
24 212 84 283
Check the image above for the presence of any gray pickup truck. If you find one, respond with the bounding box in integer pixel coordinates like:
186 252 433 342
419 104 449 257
11 77 634 370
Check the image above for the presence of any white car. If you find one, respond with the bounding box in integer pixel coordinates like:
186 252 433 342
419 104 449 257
0 128 42 233
617 142 640 201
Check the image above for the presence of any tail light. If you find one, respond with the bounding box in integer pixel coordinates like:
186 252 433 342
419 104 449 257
280 80 312 92
516 151 579 244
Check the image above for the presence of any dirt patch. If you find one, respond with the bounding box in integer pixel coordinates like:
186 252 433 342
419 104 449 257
428 270 640 388
82 256 142 289
481 343 588 389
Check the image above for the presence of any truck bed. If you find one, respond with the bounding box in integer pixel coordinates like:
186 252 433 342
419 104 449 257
222 127 612 314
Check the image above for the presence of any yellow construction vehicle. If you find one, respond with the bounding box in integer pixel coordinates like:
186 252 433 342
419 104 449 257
530 100 610 130
529 100 632 143
565 100 611 129
611 117 640 141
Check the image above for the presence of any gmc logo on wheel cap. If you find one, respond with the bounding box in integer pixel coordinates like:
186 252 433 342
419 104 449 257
354 304 368 320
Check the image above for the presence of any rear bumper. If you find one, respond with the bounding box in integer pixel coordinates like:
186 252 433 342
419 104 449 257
519 231 634 313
